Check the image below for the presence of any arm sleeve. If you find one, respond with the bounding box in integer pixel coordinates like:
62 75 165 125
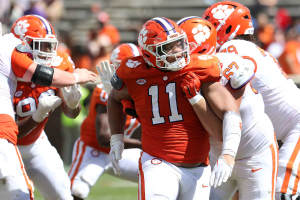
11 49 34 78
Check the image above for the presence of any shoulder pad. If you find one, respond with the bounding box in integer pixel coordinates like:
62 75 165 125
15 44 31 54
185 54 221 82
216 53 255 89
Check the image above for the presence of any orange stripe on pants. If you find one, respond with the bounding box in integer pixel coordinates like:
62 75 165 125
271 143 278 200
281 137 300 194
138 152 145 200
14 145 34 200
70 141 86 187
68 139 80 177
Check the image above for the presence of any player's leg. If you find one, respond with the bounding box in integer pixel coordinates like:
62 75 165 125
106 148 141 182
209 178 237 200
19 132 72 200
68 139 110 199
138 151 180 200
179 164 211 200
276 132 300 200
237 142 278 200
0 139 34 200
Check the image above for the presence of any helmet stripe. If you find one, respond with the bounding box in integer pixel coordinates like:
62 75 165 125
128 43 140 56
153 17 176 35
33 15 52 35
177 16 201 25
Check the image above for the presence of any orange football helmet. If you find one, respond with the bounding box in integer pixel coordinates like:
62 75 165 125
178 16 217 55
138 17 190 71
11 15 58 66
110 43 141 68
202 1 254 47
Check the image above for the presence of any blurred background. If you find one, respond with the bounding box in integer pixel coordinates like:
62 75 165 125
1 0 300 198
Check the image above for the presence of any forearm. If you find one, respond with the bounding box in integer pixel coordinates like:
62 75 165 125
192 99 222 142
108 90 127 135
17 117 39 138
124 138 142 149
61 103 80 118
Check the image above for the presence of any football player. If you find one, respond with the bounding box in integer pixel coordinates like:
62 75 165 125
107 17 242 200
69 43 142 200
203 2 300 199
0 15 96 199
179 16 278 200
13 35 80 200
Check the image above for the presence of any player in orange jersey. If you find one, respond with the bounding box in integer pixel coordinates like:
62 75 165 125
69 43 142 200
0 14 96 199
107 17 242 200
14 49 79 200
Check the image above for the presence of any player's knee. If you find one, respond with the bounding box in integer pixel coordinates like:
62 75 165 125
71 180 90 199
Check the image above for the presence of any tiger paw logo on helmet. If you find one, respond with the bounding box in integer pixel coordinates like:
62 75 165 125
211 5 234 22
138 28 148 49
192 24 211 45
13 20 30 39
126 59 141 68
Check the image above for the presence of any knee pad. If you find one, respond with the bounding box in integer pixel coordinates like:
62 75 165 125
71 180 91 199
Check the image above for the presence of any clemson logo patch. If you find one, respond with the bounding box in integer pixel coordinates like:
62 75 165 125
126 59 141 68
138 28 148 48
136 79 146 85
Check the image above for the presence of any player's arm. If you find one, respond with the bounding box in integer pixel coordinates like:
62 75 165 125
12 50 97 87
95 104 111 148
57 86 81 118
16 95 62 138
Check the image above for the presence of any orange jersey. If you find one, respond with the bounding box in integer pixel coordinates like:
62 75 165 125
115 54 220 164
80 84 140 153
14 51 74 145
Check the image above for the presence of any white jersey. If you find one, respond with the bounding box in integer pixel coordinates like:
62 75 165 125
0 33 22 118
220 39 300 140
216 53 274 159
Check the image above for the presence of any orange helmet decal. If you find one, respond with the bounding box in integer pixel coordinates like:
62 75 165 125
178 16 217 55
203 1 254 47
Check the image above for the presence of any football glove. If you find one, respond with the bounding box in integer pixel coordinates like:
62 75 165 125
181 72 204 105
32 95 62 122
61 84 82 109
96 60 115 94
109 134 124 176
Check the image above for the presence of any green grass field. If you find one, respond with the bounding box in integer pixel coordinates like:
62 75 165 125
34 173 138 200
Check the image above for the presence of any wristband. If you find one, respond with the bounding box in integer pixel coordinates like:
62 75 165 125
188 93 204 105
73 73 79 83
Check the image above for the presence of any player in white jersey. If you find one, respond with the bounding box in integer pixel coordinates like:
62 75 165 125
178 16 278 199
203 2 300 199
69 43 141 200
0 16 97 199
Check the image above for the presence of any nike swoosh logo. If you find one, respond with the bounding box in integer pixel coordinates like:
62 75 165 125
202 184 209 188
251 168 262 173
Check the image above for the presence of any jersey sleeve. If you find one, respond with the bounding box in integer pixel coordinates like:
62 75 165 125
11 49 34 78
216 53 255 89
93 84 108 106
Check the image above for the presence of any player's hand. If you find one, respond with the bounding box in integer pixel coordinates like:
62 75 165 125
181 72 204 105
61 84 82 109
73 68 97 84
32 95 62 123
210 154 234 188
109 134 124 176
96 60 115 94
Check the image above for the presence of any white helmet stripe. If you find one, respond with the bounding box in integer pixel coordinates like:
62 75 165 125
33 15 52 35
128 43 140 56
177 16 201 25
153 17 176 35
